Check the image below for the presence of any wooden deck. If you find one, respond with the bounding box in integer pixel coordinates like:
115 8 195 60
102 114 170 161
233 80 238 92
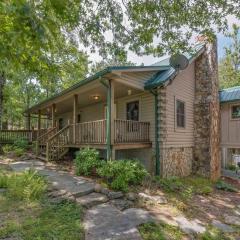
0 119 151 161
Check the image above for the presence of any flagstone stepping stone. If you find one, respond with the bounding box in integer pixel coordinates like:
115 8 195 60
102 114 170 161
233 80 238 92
110 199 134 211
108 191 124 199
138 192 167 204
212 220 235 233
10 162 95 198
84 203 154 240
9 161 45 172
224 214 240 226
173 216 206 234
76 192 108 208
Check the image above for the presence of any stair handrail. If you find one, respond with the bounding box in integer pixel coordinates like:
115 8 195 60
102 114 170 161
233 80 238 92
46 124 71 161
37 127 57 142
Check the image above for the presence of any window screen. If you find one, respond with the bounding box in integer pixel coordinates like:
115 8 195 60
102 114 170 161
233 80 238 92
176 100 185 128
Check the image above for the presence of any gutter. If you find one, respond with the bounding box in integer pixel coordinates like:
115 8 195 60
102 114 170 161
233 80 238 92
150 89 160 176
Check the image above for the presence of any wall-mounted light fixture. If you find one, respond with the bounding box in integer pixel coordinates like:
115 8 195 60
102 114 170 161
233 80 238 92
128 89 132 96
92 95 100 100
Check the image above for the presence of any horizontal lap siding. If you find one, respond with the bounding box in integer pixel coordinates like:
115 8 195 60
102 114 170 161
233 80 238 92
165 62 195 147
116 92 155 148
56 102 104 126
221 102 240 146
117 71 157 89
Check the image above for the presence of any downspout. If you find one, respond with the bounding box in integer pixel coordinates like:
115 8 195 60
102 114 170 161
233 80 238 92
150 89 160 176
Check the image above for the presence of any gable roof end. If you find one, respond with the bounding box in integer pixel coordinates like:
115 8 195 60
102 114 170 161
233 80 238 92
144 43 205 90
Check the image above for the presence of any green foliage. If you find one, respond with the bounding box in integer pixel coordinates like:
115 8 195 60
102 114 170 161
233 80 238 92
2 144 13 153
13 138 29 150
0 170 8 188
13 147 25 157
156 176 213 200
215 180 238 192
226 164 237 171
97 160 148 192
199 226 233 240
0 196 84 239
219 24 240 89
139 222 185 240
0 170 47 201
74 148 102 176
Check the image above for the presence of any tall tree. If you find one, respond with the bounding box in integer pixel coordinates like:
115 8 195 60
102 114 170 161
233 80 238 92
219 24 240 89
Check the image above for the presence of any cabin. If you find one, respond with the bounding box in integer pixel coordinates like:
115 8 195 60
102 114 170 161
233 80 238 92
220 86 240 168
0 39 221 179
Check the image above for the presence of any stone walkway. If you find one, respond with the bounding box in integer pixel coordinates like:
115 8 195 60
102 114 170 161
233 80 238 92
7 158 239 239
9 159 154 240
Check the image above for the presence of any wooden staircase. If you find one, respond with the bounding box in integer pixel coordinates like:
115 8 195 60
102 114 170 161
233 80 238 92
36 126 70 161
45 125 71 161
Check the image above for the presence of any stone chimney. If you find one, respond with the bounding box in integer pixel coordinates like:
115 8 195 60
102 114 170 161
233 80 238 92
193 36 221 181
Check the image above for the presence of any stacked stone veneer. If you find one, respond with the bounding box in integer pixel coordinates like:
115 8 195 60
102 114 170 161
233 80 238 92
157 88 193 177
193 40 221 180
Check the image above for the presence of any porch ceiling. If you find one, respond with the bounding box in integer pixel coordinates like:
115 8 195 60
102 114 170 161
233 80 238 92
31 80 142 115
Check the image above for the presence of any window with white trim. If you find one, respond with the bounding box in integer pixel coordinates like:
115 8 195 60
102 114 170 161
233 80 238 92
176 100 185 128
232 105 240 119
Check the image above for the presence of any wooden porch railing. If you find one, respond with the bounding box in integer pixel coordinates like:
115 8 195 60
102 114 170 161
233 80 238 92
75 120 106 144
45 119 150 161
46 125 71 161
114 119 150 143
0 130 38 143
36 127 57 155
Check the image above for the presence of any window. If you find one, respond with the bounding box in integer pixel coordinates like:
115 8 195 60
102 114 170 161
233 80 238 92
176 100 185 128
232 105 240 119
127 101 139 121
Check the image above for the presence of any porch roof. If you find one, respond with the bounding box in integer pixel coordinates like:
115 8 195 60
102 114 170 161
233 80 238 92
219 86 240 103
25 65 168 114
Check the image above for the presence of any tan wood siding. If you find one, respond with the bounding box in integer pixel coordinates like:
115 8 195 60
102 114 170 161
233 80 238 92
164 62 195 147
221 102 240 147
116 92 155 148
115 71 157 90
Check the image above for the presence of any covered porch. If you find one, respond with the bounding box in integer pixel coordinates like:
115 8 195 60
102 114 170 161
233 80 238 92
26 74 153 161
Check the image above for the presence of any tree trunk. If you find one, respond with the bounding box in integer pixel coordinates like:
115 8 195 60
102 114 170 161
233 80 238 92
0 72 6 154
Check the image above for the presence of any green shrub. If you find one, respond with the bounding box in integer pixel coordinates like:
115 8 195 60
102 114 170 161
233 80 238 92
2 145 14 153
0 171 8 188
74 148 102 176
13 147 25 157
13 138 29 150
97 160 148 192
226 164 237 171
215 180 238 192
5 170 47 201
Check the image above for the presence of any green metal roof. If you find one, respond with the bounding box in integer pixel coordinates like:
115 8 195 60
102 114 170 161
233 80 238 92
219 86 240 103
144 43 205 90
25 65 167 113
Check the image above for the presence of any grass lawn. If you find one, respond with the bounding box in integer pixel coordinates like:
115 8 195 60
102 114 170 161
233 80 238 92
0 168 84 240
139 222 186 240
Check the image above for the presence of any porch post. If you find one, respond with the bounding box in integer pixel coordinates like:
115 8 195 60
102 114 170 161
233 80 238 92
37 110 41 137
110 81 115 160
51 104 56 128
106 79 115 161
73 94 78 144
36 110 41 155
26 113 31 130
